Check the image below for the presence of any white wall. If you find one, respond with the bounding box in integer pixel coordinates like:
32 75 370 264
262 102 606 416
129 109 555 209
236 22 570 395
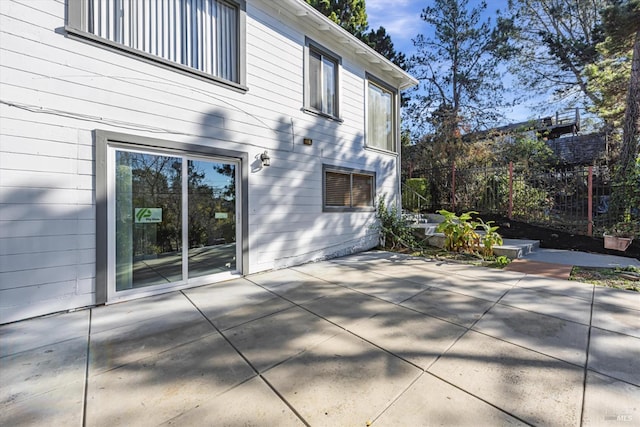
0 0 402 323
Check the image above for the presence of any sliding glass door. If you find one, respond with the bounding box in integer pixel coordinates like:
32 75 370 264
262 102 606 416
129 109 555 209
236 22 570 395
111 148 239 297
187 159 237 278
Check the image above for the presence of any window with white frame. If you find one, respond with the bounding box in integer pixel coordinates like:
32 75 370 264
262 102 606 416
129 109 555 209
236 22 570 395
305 39 340 119
67 0 245 85
367 75 397 152
323 166 375 212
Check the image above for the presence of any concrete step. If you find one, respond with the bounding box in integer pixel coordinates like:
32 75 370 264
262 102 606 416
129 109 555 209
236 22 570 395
494 239 540 259
417 232 540 259
406 214 540 259
409 223 440 235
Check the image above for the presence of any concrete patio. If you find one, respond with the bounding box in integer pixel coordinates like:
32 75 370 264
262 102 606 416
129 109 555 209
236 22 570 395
1 251 638 426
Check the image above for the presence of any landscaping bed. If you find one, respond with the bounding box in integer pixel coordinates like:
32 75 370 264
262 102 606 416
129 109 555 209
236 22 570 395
482 215 640 259
569 266 640 292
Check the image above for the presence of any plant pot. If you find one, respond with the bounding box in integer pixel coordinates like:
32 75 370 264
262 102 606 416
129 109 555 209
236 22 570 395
603 234 633 251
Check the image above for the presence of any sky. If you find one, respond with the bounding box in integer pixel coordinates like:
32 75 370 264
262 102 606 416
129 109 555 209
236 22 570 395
366 0 546 124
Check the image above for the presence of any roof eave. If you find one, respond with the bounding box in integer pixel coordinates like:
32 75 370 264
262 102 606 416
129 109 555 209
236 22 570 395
274 0 418 90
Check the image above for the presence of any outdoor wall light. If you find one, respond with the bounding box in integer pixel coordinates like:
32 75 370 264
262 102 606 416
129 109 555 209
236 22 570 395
260 151 271 166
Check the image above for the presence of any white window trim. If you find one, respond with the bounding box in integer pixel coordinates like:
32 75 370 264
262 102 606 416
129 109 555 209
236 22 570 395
322 165 376 212
304 38 342 122
65 0 247 92
365 72 398 154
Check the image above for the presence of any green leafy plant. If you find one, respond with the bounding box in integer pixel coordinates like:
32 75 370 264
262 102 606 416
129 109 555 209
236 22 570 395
436 210 481 253
477 218 504 256
436 209 503 257
375 197 417 250
605 221 640 238
489 255 511 268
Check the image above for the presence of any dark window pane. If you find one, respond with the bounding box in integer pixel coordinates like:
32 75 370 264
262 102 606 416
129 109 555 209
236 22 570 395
325 172 350 206
352 174 373 207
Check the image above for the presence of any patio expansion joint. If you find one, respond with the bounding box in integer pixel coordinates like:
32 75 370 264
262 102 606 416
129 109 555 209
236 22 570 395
180 290 312 427
243 277 524 426
383 370 537 427
462 287 595 371
247 266 592 426
245 277 436 372
579 285 596 426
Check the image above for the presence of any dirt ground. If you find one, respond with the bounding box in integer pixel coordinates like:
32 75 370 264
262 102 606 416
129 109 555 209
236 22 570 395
482 215 640 260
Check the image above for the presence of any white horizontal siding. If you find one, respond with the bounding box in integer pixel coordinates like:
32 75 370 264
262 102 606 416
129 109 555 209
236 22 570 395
0 0 402 323
0 235 95 256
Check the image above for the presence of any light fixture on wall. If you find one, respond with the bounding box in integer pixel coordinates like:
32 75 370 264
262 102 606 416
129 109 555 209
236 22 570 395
260 151 271 166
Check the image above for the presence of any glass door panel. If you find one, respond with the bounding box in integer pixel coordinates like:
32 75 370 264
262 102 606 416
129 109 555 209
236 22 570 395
188 160 237 278
115 151 183 290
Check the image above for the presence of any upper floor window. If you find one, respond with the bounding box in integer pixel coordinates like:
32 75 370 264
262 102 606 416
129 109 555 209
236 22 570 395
67 0 245 86
305 39 340 119
367 74 397 152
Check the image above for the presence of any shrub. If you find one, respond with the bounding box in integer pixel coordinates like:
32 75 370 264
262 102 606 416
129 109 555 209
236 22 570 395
375 197 417 250
477 217 503 257
436 209 502 257
512 179 552 220
436 210 480 253
490 255 511 268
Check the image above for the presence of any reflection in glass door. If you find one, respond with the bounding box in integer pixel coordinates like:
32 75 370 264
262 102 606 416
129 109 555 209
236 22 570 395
188 160 236 278
113 149 238 294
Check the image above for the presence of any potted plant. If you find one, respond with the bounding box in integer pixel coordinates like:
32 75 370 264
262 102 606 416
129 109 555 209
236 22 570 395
604 221 639 251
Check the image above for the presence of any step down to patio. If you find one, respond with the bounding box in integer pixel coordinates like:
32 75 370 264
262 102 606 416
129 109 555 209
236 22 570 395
418 233 540 259
406 215 540 259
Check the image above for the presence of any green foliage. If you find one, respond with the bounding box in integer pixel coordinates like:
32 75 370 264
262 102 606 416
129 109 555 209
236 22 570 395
436 210 480 253
512 179 551 220
362 26 407 69
407 0 514 139
508 0 605 105
490 255 511 268
403 178 430 212
375 197 417 250
585 45 632 129
305 0 368 38
477 218 504 257
610 154 640 225
498 135 557 170
436 210 503 257
607 221 640 238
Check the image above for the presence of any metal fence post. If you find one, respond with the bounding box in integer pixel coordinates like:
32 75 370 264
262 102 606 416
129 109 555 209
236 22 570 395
508 161 513 219
588 166 593 236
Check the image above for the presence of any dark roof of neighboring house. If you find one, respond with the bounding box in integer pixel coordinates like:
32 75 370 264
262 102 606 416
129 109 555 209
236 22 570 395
546 133 607 166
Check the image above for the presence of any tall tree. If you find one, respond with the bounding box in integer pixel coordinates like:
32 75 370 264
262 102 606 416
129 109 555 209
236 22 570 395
305 0 369 38
306 1 405 69
599 0 640 221
407 0 514 163
362 26 407 69
507 0 607 107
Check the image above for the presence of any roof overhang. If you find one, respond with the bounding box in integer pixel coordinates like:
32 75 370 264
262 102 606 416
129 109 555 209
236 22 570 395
269 0 419 91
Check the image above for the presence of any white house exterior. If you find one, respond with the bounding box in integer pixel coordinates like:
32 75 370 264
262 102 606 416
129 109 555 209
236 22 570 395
0 0 417 324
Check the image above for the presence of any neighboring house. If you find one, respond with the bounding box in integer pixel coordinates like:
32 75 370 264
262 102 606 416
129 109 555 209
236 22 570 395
0 0 417 323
